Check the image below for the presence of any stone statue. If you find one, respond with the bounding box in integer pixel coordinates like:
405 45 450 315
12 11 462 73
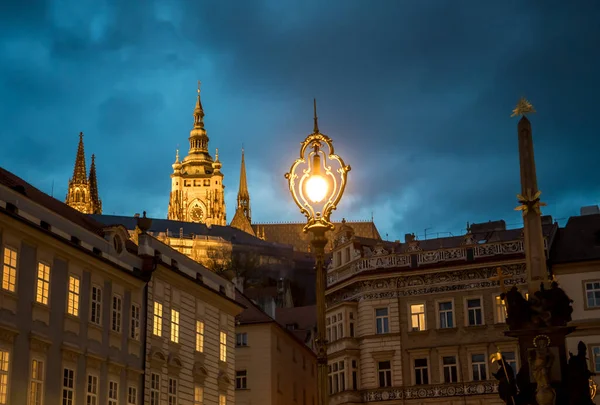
492 354 517 405
546 281 573 326
568 341 596 405
503 286 532 330
529 335 556 405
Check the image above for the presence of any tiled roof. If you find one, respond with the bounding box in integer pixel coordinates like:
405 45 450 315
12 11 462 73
275 305 316 331
236 289 276 324
0 167 106 236
551 214 600 263
254 220 381 252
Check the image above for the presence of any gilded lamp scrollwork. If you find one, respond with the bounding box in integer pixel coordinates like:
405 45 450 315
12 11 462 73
285 101 351 232
515 188 547 217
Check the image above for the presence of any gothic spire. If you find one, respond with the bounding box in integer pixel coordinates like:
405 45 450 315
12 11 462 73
237 148 251 222
71 132 88 184
189 81 210 154
88 154 102 214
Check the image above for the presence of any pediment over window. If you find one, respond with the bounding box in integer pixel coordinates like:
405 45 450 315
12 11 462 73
168 354 183 369
150 347 166 365
193 362 208 382
217 371 231 390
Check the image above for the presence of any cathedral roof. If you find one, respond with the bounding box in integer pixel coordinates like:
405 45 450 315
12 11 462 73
91 214 290 250
253 220 381 252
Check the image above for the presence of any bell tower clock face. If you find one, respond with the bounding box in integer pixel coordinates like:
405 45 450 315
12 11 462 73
189 204 204 223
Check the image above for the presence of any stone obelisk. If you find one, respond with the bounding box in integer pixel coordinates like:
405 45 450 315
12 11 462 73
512 98 549 294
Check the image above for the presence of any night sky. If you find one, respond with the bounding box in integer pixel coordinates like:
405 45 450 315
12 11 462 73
1 1 599 242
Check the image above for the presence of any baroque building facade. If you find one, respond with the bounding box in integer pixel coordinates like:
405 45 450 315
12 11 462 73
167 86 226 226
1 165 243 405
0 166 147 405
324 218 557 405
235 291 318 405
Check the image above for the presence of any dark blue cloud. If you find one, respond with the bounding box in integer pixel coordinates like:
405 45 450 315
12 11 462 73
1 0 599 241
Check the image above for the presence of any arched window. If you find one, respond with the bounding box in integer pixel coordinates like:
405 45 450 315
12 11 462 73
75 190 81 202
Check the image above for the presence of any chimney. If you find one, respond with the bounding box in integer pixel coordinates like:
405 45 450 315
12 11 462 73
581 205 600 216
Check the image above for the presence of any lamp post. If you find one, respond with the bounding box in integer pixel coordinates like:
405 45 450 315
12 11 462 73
285 100 351 405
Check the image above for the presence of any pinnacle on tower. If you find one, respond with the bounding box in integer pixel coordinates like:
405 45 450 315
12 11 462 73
188 82 210 154
313 98 319 134
194 80 205 129
237 148 251 221
88 154 102 214
71 132 88 185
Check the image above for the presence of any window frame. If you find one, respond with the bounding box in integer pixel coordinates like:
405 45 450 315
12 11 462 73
494 294 507 324
127 385 137 405
108 380 118 405
220 331 227 362
584 280 600 310
413 357 429 385
374 307 390 334
1 246 18 293
377 360 392 388
130 303 141 340
470 352 488 381
328 360 345 394
235 370 247 389
150 373 160 405
86 373 99 405
194 386 203 405
441 355 459 383
0 348 10 405
61 367 75 405
111 294 122 333
35 261 51 306
196 320 204 352
436 299 455 329
236 332 248 347
90 284 103 326
153 302 163 336
408 302 426 332
66 275 80 317
168 377 177 405
464 296 484 326
170 309 180 343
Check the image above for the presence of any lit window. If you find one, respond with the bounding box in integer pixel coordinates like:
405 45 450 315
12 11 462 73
442 356 458 383
130 304 141 340
471 354 487 381
495 295 507 323
86 375 98 405
108 381 118 405
438 301 454 328
90 285 102 325
62 368 75 405
414 358 428 385
410 304 425 331
0 351 9 405
466 298 483 326
168 378 177 405
36 262 50 305
112 295 122 333
196 321 204 352
29 358 44 405
170 309 180 343
236 332 248 347
375 308 389 334
377 361 391 387
150 373 160 405
127 386 137 405
194 386 203 405
2 247 17 292
67 275 80 316
236 370 247 389
328 360 345 394
220 331 227 362
219 394 226 405
153 302 163 336
586 282 600 308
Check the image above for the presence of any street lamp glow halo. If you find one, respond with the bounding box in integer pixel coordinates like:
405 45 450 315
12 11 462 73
285 132 351 233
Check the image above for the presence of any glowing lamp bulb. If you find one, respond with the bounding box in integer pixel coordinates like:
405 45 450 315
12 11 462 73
306 174 328 203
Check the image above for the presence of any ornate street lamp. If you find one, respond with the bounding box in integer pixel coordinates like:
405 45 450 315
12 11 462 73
285 100 350 405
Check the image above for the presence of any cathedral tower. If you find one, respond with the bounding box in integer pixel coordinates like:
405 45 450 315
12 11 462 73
65 132 102 214
230 148 254 235
168 83 226 226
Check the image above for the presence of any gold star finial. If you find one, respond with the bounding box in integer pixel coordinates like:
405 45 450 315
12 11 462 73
511 97 536 117
197 80 201 94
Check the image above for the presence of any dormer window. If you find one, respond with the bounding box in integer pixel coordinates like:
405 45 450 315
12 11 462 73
113 235 123 254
